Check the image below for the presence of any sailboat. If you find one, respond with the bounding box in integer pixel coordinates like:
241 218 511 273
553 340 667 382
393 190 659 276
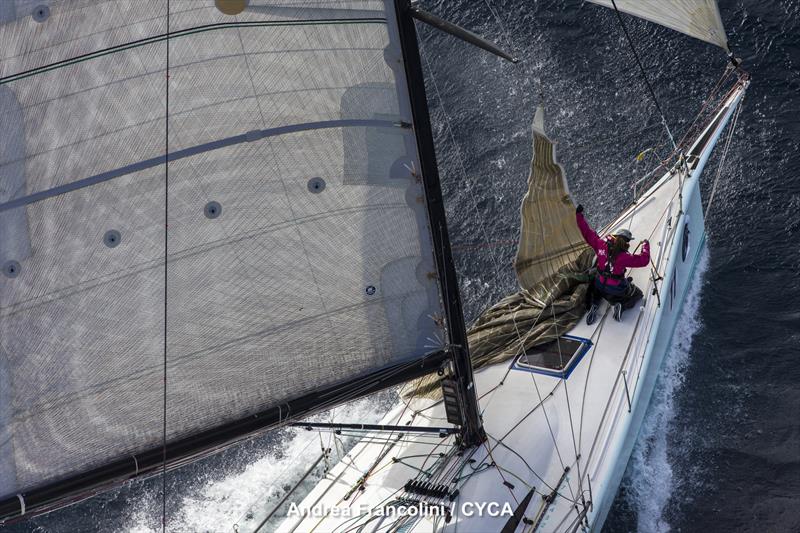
0 0 747 532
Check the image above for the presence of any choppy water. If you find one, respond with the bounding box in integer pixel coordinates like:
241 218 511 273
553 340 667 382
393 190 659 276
6 0 800 532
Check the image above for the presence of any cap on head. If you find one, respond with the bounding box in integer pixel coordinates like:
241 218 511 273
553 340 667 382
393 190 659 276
614 229 634 242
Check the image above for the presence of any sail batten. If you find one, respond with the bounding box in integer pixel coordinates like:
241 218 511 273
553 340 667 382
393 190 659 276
0 0 456 517
586 0 729 50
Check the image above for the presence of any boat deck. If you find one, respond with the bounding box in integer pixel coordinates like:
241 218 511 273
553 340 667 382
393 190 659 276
274 81 746 533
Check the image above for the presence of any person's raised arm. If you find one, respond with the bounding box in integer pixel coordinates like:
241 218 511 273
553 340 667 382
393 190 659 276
626 240 651 268
575 204 603 252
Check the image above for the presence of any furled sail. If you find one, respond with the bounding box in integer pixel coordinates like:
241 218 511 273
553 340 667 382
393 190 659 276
0 0 455 518
586 0 728 50
514 107 588 290
404 108 593 399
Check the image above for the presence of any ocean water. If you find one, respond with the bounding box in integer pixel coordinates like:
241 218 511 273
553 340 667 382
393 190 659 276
5 1 800 532
420 1 800 532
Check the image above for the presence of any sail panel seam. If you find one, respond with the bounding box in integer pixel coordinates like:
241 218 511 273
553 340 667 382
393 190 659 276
0 120 401 214
0 19 388 86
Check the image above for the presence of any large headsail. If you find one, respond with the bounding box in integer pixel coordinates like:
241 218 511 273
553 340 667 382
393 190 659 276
0 0 464 519
514 107 588 290
586 0 728 50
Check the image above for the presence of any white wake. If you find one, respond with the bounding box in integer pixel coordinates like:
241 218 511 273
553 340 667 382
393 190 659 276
123 396 394 533
622 247 710 533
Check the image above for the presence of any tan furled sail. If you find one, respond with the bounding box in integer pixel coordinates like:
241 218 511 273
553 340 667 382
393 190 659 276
587 0 728 50
514 107 588 291
404 108 593 399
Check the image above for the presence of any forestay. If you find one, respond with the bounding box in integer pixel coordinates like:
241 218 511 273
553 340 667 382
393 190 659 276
586 0 728 50
0 0 447 503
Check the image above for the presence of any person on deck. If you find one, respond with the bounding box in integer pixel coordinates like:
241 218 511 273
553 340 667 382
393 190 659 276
575 204 650 324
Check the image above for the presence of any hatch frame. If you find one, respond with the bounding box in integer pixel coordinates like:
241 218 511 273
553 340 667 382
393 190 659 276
510 334 593 379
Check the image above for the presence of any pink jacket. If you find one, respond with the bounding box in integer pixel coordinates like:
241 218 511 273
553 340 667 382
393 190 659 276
576 212 650 286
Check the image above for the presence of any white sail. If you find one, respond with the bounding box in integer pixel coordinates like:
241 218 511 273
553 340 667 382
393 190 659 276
587 0 729 50
0 0 449 510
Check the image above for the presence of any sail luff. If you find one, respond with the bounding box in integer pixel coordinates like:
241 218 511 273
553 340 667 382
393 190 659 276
393 0 484 445
586 0 729 50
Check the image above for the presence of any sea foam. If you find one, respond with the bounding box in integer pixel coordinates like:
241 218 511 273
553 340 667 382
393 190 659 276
623 248 710 533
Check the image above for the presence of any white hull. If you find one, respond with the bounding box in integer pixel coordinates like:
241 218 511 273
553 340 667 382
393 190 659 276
273 81 748 533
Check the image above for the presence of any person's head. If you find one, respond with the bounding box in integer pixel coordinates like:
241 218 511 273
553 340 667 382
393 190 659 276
610 229 633 255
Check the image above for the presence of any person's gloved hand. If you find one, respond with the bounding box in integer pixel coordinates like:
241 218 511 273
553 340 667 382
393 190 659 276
642 239 650 246
576 204 584 214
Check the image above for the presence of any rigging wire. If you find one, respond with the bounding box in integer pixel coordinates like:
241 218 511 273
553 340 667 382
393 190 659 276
705 96 745 218
161 2 170 531
609 0 678 151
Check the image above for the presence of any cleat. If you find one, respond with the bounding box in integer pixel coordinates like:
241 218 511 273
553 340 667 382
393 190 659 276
586 304 599 325
612 303 623 322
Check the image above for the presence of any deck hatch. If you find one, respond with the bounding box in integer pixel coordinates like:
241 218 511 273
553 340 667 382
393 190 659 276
512 334 592 378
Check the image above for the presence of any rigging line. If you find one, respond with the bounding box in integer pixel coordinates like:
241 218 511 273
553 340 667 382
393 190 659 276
358 365 428 488
238 432 321 529
418 43 507 281
544 274 587 514
554 352 587 509
705 95 744 219
498 246 579 501
634 70 739 199
416 434 454 483
161 2 170 531
581 296 650 474
480 441 520 506
524 370 578 501
492 371 564 447
292 445 381 533
481 0 538 95
433 447 469 486
609 0 677 151
577 310 610 469
674 66 737 152
486 434 575 503
402 372 505 421
478 364 515 416
327 485 406 533
252 448 329 533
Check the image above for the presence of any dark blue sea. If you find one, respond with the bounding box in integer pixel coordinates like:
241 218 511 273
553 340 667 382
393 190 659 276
5 1 799 532
424 1 800 532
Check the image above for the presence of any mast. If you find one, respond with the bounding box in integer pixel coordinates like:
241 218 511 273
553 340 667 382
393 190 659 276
393 0 485 446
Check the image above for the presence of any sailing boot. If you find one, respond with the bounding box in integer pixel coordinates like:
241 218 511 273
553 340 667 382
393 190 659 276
612 302 623 322
586 303 599 325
